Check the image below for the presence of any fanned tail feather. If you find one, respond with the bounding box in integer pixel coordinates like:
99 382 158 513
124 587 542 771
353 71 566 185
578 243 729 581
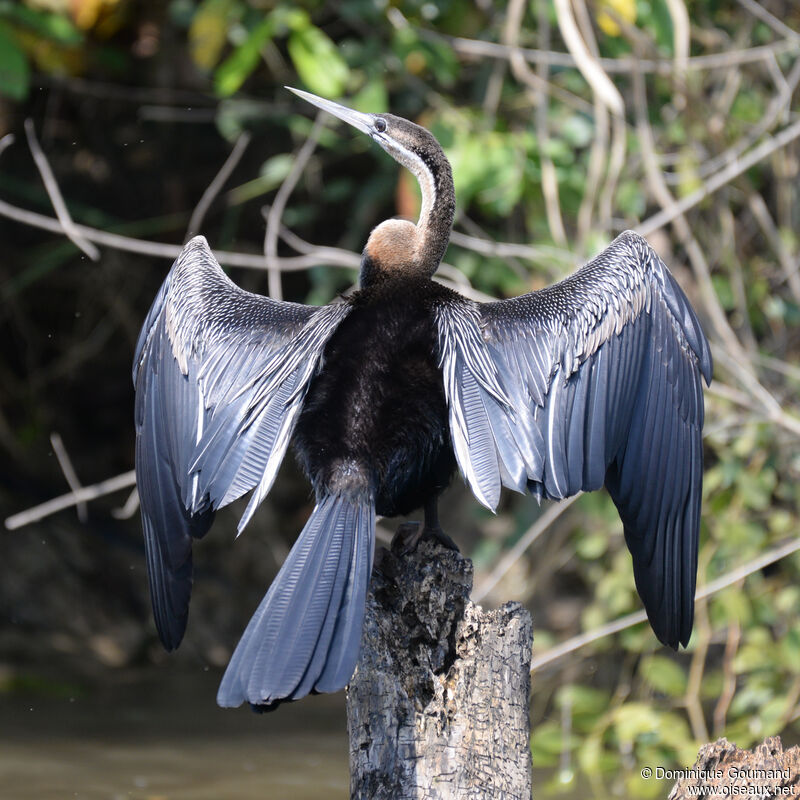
217 493 375 709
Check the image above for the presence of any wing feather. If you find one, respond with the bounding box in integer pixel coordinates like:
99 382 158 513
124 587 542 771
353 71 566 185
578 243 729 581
134 237 350 649
436 231 711 647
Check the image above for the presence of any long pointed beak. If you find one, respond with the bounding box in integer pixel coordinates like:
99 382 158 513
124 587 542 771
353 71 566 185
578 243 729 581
286 87 374 136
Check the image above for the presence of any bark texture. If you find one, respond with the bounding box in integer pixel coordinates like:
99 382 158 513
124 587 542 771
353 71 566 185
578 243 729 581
669 736 800 798
347 539 533 800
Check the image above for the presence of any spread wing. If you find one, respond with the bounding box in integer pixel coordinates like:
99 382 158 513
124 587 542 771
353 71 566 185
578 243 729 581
133 236 350 650
436 231 712 647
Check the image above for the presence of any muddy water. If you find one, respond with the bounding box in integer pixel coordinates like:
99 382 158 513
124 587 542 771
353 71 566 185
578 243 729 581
0 665 349 800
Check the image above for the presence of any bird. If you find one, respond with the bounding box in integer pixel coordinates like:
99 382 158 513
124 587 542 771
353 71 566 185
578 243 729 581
132 87 712 711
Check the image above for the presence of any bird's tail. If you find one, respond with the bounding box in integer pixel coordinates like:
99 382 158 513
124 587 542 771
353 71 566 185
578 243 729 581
217 491 375 710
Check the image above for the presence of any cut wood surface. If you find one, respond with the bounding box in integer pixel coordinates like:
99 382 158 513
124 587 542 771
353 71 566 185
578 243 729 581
347 538 533 800
669 736 800 798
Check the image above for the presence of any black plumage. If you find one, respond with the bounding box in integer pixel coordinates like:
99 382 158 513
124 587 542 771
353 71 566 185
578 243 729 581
294 278 457 519
133 88 711 710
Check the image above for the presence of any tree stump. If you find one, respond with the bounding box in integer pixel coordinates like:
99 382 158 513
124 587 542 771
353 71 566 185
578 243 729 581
669 736 800 798
346 539 533 800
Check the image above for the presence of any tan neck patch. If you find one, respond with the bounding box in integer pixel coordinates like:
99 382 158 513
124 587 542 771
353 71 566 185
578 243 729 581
365 219 422 275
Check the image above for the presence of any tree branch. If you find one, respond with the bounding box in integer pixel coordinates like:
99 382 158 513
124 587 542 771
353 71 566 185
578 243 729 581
530 536 800 672
186 131 252 239
23 119 100 261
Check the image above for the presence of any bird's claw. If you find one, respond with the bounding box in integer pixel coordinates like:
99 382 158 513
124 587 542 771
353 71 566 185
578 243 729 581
390 521 459 556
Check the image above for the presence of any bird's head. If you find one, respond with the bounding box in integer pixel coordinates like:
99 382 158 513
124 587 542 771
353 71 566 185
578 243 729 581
287 87 455 285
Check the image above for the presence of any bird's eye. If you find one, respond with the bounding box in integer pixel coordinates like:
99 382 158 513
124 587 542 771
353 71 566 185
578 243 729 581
374 117 387 133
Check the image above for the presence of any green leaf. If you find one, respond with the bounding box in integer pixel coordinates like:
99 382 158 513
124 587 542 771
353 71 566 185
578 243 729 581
612 702 660 744
640 0 674 53
391 27 458 85
711 589 752 633
732 627 774 673
699 668 724 700
731 89 765 124
288 24 349 99
578 733 620 774
617 180 646 218
711 275 735 310
640 655 687 697
625 770 664 799
778 626 800 670
676 149 703 198
0 3 82 45
350 79 387 114
214 17 274 96
736 466 776 511
0 22 29 101
575 531 608 559
542 137 574 166
557 685 611 717
228 154 294 205
531 720 571 766
189 0 235 71
560 114 594 149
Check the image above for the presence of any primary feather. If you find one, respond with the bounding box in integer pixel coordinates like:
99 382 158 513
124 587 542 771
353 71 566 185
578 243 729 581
435 231 711 647
133 237 350 653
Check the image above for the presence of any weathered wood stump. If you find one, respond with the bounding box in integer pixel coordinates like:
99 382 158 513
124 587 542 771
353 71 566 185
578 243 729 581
346 539 533 800
669 736 800 798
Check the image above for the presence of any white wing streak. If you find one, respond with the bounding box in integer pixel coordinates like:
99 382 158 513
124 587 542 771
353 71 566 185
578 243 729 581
133 237 350 649
435 231 712 648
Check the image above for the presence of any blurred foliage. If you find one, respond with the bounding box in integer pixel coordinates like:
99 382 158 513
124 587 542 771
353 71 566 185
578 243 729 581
1 0 800 797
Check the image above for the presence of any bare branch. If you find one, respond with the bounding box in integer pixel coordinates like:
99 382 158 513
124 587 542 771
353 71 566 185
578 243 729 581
706 352 800 438
573 0 610 244
448 230 577 268
446 34 800 74
530 537 800 672
573 0 627 241
111 487 140 520
264 112 326 300
0 193 361 271
748 191 800 304
735 0 800 42
754 353 800 384
0 133 14 158
693 56 800 181
713 601 741 734
481 57 506 122
632 61 800 434
272 212 480 298
553 0 625 117
504 0 567 246
24 119 100 261
5 470 136 531
765 50 792 98
451 33 597 116
457 215 532 280
186 131 252 239
636 118 800 238
433 275 494 303
685 592 711 742
49 432 88 523
554 0 627 239
474 494 581 602
664 0 690 108
632 55 746 364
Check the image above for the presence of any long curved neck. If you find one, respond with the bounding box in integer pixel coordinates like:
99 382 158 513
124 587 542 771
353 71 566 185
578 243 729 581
409 149 455 272
360 146 455 287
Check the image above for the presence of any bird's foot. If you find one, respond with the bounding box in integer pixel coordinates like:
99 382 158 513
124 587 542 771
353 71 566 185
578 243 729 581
390 521 459 556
